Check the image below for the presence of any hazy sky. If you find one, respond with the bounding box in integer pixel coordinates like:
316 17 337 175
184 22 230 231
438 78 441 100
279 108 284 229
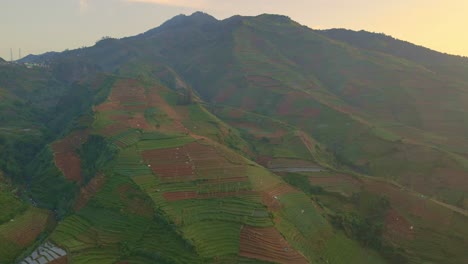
2 0 468 60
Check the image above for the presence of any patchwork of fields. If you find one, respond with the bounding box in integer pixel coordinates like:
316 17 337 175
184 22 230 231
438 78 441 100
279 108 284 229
6 77 466 264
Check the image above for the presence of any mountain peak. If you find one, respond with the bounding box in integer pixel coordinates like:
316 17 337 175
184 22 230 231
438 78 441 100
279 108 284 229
143 11 218 36
162 11 217 27
255 13 293 23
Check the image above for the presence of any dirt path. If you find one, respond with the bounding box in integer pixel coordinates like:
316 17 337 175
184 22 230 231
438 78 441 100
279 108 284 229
429 198 468 217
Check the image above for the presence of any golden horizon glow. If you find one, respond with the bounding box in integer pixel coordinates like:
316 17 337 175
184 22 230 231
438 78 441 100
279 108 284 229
1 0 467 59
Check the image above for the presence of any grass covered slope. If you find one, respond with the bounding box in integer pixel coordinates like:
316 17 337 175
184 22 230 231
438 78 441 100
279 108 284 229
2 12 468 264
19 12 468 208
0 174 53 263
42 78 390 263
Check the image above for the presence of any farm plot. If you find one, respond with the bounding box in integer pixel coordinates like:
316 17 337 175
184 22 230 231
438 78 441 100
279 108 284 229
142 146 195 182
51 209 147 263
50 215 97 253
273 192 333 261
75 173 107 211
106 79 147 109
0 207 51 247
239 226 308 264
0 208 51 263
182 221 242 258
93 80 160 137
261 183 299 212
308 172 362 196
167 196 271 227
383 209 415 242
133 223 202 264
114 147 152 178
142 141 247 184
52 130 89 183
109 129 141 148
138 136 195 151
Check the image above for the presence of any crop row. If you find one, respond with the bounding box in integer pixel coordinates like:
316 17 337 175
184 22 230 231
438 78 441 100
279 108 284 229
239 226 308 264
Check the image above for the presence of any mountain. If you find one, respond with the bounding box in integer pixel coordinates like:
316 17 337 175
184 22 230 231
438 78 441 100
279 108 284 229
0 57 5 63
319 29 468 80
18 51 60 64
0 12 467 264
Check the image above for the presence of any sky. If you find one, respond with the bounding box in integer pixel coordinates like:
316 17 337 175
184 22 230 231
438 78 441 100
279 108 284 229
1 0 468 60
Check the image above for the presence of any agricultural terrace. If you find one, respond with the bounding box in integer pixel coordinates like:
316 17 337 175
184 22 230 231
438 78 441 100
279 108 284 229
239 225 308 264
52 130 89 183
50 171 200 263
362 178 468 264
93 79 187 138
142 142 246 185
0 208 51 263
128 137 281 259
307 171 362 196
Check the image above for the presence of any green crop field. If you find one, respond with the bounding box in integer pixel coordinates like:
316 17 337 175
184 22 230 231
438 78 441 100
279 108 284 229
3 13 468 264
182 221 242 258
110 129 141 148
0 207 51 263
137 136 196 151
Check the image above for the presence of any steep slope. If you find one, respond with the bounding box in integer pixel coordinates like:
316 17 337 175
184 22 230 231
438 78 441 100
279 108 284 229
2 12 468 264
35 77 387 263
319 29 468 81
117 13 468 207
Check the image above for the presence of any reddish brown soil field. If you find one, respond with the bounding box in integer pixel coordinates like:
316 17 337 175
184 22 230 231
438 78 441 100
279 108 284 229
239 226 308 264
384 209 415 242
144 142 249 183
74 173 106 211
262 184 298 211
163 191 198 201
203 176 249 184
98 122 129 137
163 190 257 202
146 89 188 133
364 180 453 226
116 184 154 217
6 211 51 247
48 256 68 264
52 130 89 183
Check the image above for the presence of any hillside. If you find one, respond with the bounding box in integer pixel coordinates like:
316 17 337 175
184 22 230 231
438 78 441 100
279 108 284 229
0 12 467 263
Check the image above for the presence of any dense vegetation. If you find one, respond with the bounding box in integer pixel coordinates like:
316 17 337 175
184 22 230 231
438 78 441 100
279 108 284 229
1 12 467 263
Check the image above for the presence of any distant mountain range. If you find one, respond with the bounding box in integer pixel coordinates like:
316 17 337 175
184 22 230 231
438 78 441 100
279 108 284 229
1 12 467 264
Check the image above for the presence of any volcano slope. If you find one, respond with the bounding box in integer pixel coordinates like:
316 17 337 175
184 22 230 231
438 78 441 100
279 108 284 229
44 78 389 264
24 12 468 209
1 12 468 264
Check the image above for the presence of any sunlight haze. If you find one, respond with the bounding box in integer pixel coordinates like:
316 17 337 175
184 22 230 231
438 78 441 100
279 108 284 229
1 0 467 60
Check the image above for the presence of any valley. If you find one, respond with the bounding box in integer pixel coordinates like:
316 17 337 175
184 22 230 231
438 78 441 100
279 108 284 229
0 12 467 264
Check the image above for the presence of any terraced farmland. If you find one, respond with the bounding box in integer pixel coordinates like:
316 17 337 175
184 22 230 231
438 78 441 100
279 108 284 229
0 207 51 263
239 226 308 264
51 130 89 183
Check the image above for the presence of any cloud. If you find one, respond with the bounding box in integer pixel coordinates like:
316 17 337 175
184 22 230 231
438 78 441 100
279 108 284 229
125 0 208 9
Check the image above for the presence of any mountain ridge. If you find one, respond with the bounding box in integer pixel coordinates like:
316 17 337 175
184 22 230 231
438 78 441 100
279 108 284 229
1 12 467 263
